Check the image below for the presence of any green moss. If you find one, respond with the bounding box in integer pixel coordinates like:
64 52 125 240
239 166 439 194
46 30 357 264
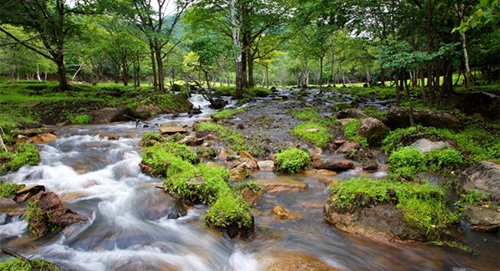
0 143 40 173
275 148 310 174
141 133 163 147
0 180 25 198
25 198 62 237
141 142 199 177
289 107 320 121
0 259 63 271
328 178 460 237
427 148 464 172
292 122 332 148
204 189 253 229
163 164 229 205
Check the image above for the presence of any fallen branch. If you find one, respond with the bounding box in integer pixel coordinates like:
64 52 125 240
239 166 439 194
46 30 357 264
0 125 8 152
2 248 37 271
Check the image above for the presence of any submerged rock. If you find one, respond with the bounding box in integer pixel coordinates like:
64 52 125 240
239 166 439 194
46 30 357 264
256 177 308 194
311 157 354 172
265 251 341 271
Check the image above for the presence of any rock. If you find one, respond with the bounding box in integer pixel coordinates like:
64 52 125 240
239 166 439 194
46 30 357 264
256 177 308 194
323 202 425 242
177 134 204 146
29 191 87 237
137 189 187 220
336 141 362 153
99 134 120 140
238 151 259 170
305 128 320 133
87 106 129 123
411 139 449 155
464 204 500 232
32 133 57 142
385 107 461 130
271 206 289 219
258 160 275 172
133 103 162 120
14 184 45 202
159 126 188 135
218 147 230 161
363 163 379 171
358 117 389 146
455 162 500 202
455 91 500 121
338 108 368 119
265 251 341 271
240 187 263 205
311 157 354 172
229 167 250 181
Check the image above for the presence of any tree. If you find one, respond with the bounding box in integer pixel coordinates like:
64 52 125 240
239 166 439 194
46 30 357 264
0 0 87 90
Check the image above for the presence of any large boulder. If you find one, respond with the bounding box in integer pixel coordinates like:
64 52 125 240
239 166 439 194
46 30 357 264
385 107 461 130
337 108 368 119
87 106 129 123
410 138 449 154
311 157 354 172
323 202 425 242
455 91 500 121
29 191 87 237
455 162 500 232
358 117 389 146
455 162 500 202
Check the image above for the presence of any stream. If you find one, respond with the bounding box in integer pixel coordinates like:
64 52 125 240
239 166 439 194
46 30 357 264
0 91 498 271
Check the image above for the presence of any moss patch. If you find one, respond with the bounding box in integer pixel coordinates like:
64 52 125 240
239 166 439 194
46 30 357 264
0 143 40 173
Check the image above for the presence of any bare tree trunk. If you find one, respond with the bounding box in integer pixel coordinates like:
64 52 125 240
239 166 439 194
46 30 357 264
150 48 158 91
462 31 471 93
403 71 415 126
231 0 243 98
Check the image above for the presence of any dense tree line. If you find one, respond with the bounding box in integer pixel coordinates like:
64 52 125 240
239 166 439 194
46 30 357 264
0 0 498 98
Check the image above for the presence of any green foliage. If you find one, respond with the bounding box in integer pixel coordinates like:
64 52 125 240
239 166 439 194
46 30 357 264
204 189 253 229
290 107 320 120
275 148 310 174
388 147 426 180
328 178 460 236
332 103 352 111
343 119 368 147
0 259 63 271
363 106 387 121
292 122 332 148
212 108 246 119
0 143 40 173
427 148 464 172
68 114 92 124
0 180 25 198
461 189 490 205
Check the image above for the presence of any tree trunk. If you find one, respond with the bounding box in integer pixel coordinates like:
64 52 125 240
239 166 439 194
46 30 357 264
380 67 385 86
150 48 158 91
319 57 323 93
462 31 471 94
55 55 69 91
403 71 415 126
420 65 427 105
155 49 164 92
231 0 243 98
248 52 255 87
395 73 401 106
122 58 129 86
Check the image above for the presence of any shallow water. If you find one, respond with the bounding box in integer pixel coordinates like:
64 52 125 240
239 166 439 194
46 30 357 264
0 92 498 271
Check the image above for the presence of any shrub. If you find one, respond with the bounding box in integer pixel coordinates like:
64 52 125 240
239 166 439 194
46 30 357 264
275 148 310 174
388 146 426 180
292 122 332 148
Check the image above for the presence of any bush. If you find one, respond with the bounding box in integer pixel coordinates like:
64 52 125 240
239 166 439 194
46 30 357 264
275 148 310 174
388 146 426 180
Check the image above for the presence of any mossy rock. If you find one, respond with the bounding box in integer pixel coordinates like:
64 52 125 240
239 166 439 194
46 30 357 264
0 258 63 271
0 143 40 173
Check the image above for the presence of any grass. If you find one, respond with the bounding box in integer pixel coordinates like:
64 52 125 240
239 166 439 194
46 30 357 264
343 119 368 147
212 108 247 119
292 122 332 148
0 143 40 173
0 180 25 198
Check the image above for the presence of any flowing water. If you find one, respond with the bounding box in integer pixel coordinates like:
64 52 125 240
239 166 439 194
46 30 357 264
0 92 498 271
